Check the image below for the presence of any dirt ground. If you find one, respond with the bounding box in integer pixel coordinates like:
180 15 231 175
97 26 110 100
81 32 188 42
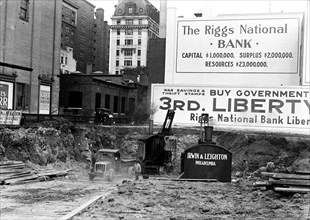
0 168 120 220
0 163 309 220
74 176 310 220
1 122 310 219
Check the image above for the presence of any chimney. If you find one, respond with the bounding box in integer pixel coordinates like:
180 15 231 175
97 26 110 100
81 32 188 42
159 0 167 38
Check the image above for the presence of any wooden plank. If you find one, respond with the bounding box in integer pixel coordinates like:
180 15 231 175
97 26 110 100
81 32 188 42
37 170 70 177
253 181 271 187
0 164 26 169
272 173 310 180
0 161 23 166
0 170 20 176
59 192 111 220
274 187 310 194
295 170 310 175
269 178 310 186
261 172 276 177
0 172 33 181
4 174 39 184
174 178 218 182
0 168 29 174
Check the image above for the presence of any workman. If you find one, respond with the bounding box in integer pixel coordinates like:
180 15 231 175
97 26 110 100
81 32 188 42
90 149 97 172
243 159 249 176
133 161 142 180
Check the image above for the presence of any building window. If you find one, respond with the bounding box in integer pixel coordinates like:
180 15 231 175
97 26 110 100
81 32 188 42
129 98 135 115
61 56 64 64
137 50 141 56
124 50 133 56
121 97 126 113
16 83 29 110
116 20 120 25
138 39 141 45
65 57 68 65
117 30 120 35
117 40 120 46
125 39 133 45
113 96 118 113
105 94 110 109
116 50 120 56
115 71 119 75
116 60 119 67
125 29 133 35
125 19 133 25
69 91 82 108
139 19 142 25
137 60 141 66
95 93 101 109
19 0 29 21
128 7 133 14
124 60 132 67
138 29 142 35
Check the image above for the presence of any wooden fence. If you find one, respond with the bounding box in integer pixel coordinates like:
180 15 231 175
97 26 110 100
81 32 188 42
21 114 130 126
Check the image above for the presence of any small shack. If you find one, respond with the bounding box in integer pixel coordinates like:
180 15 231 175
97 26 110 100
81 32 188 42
180 115 232 182
180 143 232 182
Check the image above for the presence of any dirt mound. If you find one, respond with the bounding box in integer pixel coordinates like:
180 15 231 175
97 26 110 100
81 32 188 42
0 120 309 174
216 132 310 171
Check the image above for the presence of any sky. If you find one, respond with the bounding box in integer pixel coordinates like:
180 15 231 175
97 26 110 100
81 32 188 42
89 0 308 24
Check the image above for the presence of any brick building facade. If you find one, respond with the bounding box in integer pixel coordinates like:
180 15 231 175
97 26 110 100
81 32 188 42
59 73 147 121
61 0 110 74
0 0 62 114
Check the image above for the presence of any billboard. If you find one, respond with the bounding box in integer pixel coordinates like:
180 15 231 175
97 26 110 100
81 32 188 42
39 85 51 114
176 17 301 74
0 110 22 125
152 84 310 135
0 81 14 109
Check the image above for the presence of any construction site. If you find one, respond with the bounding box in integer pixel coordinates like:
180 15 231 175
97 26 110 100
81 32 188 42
0 115 309 219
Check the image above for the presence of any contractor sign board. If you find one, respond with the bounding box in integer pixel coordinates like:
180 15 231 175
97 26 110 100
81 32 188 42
151 85 310 135
176 16 301 74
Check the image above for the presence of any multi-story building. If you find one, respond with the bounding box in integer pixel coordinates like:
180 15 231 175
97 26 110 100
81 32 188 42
92 8 110 73
60 47 77 74
0 0 62 114
109 0 160 75
61 0 110 74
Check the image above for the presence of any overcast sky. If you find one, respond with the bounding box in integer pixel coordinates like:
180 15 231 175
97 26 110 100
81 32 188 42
89 0 308 24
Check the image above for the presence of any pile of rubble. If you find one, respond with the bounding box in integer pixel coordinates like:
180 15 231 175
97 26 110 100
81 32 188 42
234 161 310 194
254 171 310 194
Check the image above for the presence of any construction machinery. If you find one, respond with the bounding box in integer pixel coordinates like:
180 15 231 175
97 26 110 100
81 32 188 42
137 110 176 175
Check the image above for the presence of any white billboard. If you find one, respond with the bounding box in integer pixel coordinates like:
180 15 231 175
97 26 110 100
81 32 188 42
152 84 310 135
0 81 14 109
39 85 51 114
176 17 301 74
